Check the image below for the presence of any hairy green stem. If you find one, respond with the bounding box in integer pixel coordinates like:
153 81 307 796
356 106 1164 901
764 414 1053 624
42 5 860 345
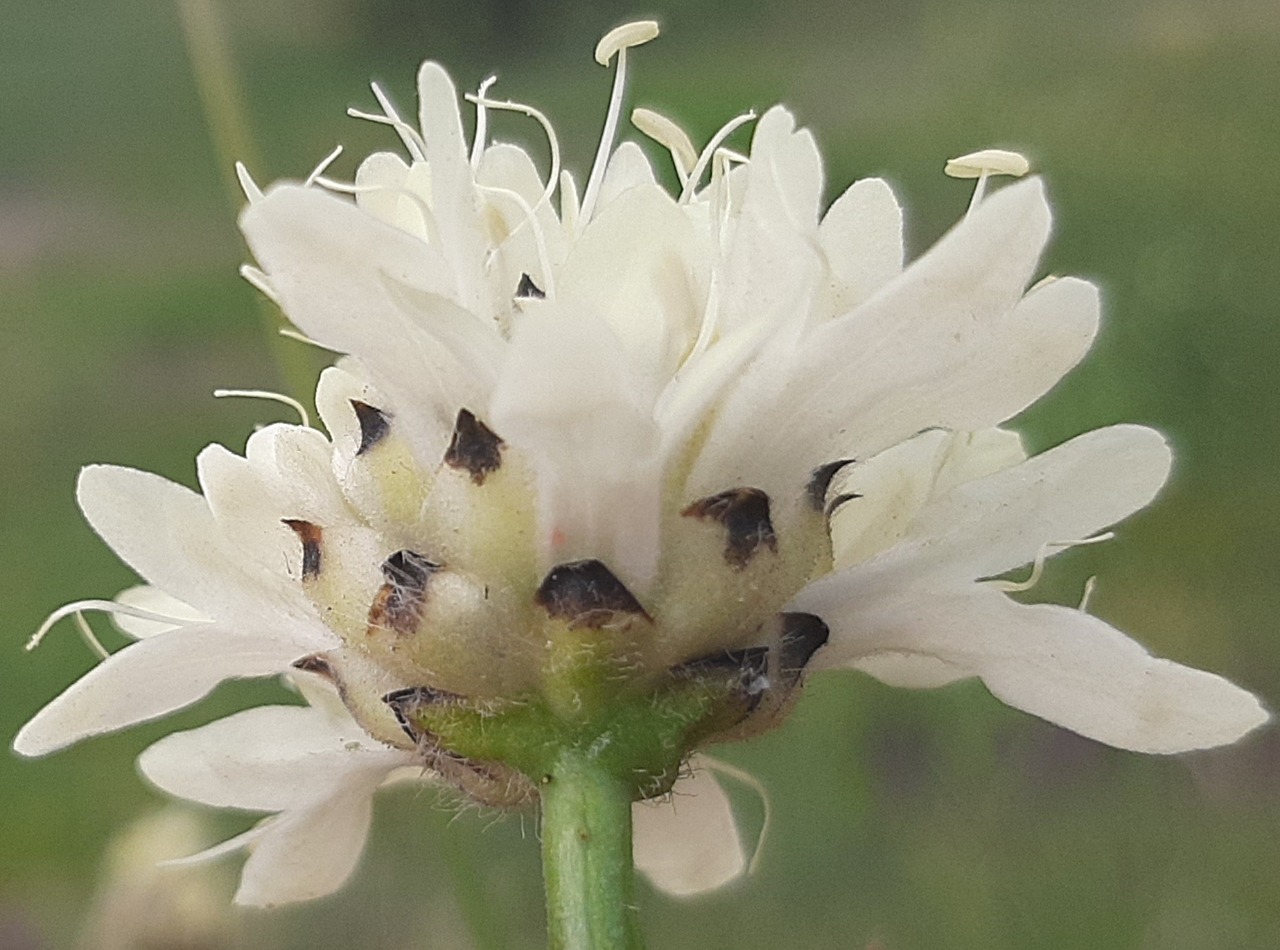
540 745 644 950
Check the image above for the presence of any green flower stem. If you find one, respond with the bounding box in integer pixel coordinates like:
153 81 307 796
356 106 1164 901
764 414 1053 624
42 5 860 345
540 743 644 950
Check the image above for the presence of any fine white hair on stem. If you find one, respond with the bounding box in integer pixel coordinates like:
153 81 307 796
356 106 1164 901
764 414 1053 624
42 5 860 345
988 532 1115 594
213 389 312 428
464 92 563 209
469 75 499 168
27 600 198 652
700 756 773 877
679 111 756 203
305 145 344 188
475 183 557 298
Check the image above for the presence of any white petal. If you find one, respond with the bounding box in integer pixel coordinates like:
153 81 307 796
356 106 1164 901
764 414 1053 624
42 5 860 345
13 625 309 756
559 184 704 380
900 425 1172 582
139 705 404 811
234 782 378 906
111 585 209 639
489 303 662 591
746 106 824 229
831 427 1028 570
829 585 1269 753
596 141 657 213
818 177 903 313
352 151 424 238
633 768 746 897
76 465 313 635
417 61 492 317
690 179 1080 509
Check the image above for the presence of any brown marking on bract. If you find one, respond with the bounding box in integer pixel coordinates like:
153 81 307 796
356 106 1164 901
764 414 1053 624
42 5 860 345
682 487 778 569
350 400 391 456
281 519 323 579
291 652 335 680
368 550 441 637
445 408 505 485
534 559 650 628
807 459 855 511
777 612 830 678
515 272 546 299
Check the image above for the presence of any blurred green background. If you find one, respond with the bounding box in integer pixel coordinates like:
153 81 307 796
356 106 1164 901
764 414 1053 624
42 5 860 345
2 0 1278 947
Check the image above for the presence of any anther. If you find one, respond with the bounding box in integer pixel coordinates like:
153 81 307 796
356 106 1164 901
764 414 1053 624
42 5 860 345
535 559 650 628
682 488 778 570
444 409 505 484
350 400 391 456
282 520 323 579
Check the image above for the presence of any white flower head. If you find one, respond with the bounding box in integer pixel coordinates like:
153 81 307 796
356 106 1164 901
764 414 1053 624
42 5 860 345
15 20 1268 906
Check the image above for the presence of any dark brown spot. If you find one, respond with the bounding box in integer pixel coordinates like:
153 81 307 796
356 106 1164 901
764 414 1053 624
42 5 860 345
444 409 505 485
673 646 770 713
291 653 335 680
682 488 778 569
516 272 546 299
777 612 830 677
807 459 855 511
282 519 322 579
825 492 863 518
383 685 464 742
351 400 391 456
368 550 441 637
534 559 650 628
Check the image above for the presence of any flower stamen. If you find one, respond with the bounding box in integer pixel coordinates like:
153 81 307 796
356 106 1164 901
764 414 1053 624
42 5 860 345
348 82 427 162
212 388 311 427
464 89 562 209
580 20 661 225
27 600 199 652
631 107 697 184
468 75 499 168
304 145 344 188
945 148 1030 218
989 531 1114 594
475 182 557 298
679 111 757 204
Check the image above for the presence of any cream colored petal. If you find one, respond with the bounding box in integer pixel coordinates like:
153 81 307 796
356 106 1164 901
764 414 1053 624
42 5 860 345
830 585 1268 753
234 782 378 906
417 61 492 317
559 183 703 380
139 705 406 812
76 465 314 634
818 177 904 314
596 141 657 213
900 425 1171 582
489 303 662 593
689 179 1074 516
13 625 310 757
241 186 489 464
633 768 746 897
